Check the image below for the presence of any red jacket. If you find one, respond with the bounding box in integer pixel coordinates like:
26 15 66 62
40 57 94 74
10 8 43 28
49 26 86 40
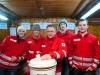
0 36 28 69
40 35 68 73
26 34 44 60
68 32 100 70
57 30 74 51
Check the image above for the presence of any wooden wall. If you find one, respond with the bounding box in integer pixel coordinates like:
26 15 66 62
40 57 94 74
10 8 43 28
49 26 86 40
0 18 76 43
0 18 100 43
88 24 100 41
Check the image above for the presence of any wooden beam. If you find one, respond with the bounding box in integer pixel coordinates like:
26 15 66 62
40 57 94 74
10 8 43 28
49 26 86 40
71 0 97 19
35 0 46 19
0 3 20 19
77 0 97 19
71 0 90 19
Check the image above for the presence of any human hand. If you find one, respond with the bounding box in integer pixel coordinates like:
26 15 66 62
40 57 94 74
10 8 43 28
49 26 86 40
72 64 78 69
86 67 93 71
37 51 42 54
41 54 52 60
11 56 17 62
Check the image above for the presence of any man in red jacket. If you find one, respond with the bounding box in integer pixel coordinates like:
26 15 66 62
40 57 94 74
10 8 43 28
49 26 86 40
41 25 68 75
0 25 28 75
26 24 44 75
57 18 74 75
68 19 100 75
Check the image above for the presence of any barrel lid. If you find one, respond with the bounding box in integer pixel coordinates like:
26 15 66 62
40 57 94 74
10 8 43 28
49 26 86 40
29 54 57 68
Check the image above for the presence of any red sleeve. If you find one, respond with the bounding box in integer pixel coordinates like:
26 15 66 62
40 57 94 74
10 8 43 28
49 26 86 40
68 37 74 67
49 39 68 60
90 38 100 70
0 36 10 53
16 42 29 62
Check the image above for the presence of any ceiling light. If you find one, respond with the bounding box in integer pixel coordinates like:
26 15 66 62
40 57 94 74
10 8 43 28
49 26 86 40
80 2 100 19
0 14 8 20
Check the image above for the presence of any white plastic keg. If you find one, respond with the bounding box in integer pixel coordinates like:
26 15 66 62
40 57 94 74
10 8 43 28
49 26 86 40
29 54 57 75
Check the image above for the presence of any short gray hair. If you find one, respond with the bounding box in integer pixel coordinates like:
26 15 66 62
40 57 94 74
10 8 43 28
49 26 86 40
46 24 57 31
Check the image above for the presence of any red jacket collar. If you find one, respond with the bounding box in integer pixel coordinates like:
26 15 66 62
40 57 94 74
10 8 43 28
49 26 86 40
58 30 70 35
30 34 44 42
77 31 89 37
46 34 57 41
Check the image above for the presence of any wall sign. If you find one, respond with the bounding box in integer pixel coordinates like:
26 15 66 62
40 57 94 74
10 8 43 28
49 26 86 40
67 22 75 30
10 27 16 36
0 23 7 29
90 19 100 23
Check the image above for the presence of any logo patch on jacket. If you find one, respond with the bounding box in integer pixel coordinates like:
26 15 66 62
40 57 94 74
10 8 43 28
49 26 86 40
10 38 17 42
28 50 34 54
28 41 32 44
74 38 80 41
42 45 46 47
62 43 65 46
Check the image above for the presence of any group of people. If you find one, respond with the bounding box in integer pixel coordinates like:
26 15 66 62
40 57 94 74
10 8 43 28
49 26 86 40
0 18 100 75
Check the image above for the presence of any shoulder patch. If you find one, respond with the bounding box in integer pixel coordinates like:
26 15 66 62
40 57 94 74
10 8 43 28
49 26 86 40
41 45 46 47
10 38 17 42
28 41 32 44
62 43 66 46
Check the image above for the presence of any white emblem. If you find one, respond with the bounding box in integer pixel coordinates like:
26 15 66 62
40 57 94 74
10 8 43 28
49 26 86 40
74 39 80 41
42 45 46 47
62 43 65 46
10 38 17 42
28 41 32 44
28 50 34 54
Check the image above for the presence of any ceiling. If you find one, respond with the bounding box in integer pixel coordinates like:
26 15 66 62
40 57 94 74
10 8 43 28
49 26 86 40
0 0 100 20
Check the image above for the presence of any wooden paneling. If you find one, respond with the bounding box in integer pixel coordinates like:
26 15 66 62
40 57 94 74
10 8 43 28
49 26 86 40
88 24 100 41
0 18 76 43
0 0 81 18
0 0 99 19
0 18 100 42
0 29 10 43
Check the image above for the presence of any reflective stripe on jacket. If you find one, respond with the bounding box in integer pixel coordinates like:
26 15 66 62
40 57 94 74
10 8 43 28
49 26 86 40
68 32 100 70
40 35 68 73
26 34 44 60
0 36 28 69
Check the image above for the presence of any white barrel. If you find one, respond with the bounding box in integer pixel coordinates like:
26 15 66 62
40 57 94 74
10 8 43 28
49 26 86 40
29 54 57 75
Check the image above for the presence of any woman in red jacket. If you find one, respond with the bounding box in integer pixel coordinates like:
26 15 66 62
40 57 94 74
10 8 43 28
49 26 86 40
0 25 28 75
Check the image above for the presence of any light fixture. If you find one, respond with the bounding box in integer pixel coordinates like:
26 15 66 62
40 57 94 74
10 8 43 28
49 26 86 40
0 14 8 20
80 2 100 19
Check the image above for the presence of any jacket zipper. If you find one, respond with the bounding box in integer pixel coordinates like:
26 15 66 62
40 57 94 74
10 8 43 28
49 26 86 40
82 37 84 70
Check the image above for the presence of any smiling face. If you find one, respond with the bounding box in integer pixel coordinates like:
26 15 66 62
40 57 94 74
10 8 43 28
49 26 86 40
33 30 40 38
17 29 26 38
47 26 56 38
78 20 88 34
